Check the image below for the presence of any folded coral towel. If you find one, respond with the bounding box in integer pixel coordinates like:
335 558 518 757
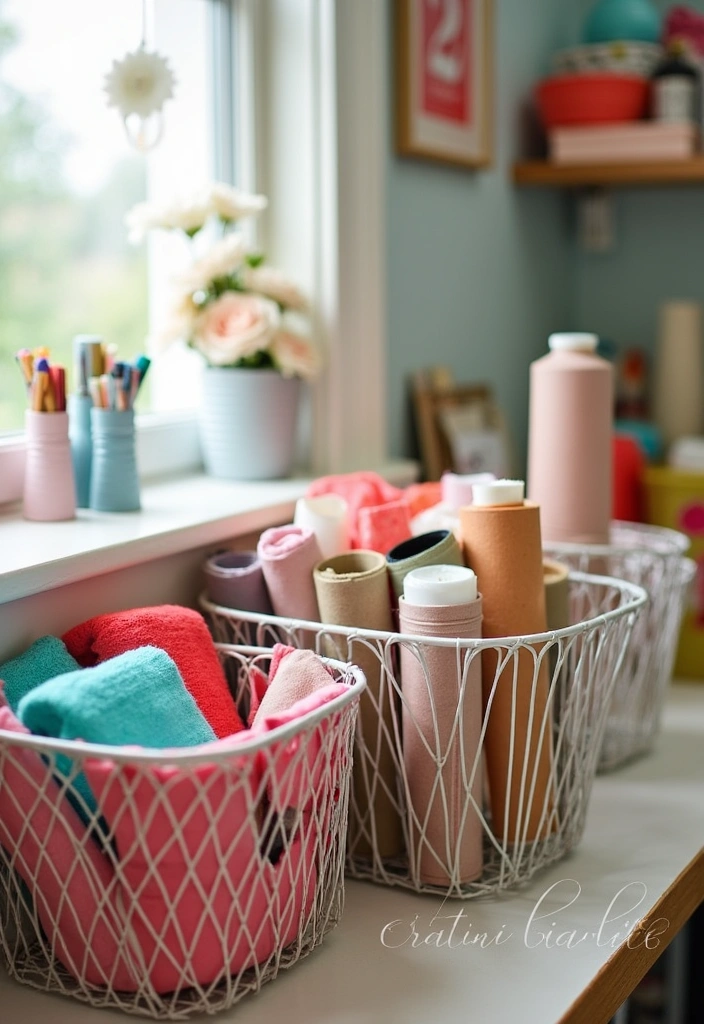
17 647 217 815
306 472 404 549
404 482 443 519
250 645 335 726
357 499 413 555
62 605 243 738
0 636 81 712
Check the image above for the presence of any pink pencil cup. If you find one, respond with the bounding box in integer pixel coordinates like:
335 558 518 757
23 410 76 522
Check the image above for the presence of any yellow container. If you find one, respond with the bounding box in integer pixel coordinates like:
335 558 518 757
643 466 704 679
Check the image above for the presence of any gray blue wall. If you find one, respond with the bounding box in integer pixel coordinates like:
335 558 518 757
385 0 579 468
386 0 704 469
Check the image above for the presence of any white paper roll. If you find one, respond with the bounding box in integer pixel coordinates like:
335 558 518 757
294 495 350 559
471 479 525 507
403 564 478 606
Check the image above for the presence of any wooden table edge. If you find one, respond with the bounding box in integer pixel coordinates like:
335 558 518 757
558 845 704 1024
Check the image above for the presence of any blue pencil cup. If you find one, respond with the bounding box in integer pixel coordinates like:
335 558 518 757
68 394 93 508
89 409 140 512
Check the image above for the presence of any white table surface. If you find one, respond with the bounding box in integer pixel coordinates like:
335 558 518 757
1 685 703 1024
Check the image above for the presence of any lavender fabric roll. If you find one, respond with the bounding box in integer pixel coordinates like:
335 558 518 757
386 530 464 600
203 551 274 614
257 526 322 622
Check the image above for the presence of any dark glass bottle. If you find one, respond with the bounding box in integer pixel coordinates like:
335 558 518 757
652 39 700 124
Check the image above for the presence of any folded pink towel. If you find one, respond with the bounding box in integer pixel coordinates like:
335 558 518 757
257 526 322 622
250 645 335 726
357 498 413 554
306 472 403 548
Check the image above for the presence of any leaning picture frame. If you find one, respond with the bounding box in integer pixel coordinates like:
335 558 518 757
395 0 493 169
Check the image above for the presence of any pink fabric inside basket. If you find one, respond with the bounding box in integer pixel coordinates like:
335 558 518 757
0 682 347 995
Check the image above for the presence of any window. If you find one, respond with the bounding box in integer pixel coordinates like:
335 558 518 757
0 0 223 433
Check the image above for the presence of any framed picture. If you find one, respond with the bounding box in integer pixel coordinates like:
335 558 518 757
395 0 493 169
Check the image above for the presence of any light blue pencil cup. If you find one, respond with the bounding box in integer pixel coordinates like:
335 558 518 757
68 393 93 508
89 408 140 512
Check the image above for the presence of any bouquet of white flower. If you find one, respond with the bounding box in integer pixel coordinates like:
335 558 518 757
126 183 321 379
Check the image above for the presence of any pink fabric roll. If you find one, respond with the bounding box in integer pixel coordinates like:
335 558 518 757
257 525 322 622
357 499 413 554
399 596 484 886
441 472 496 511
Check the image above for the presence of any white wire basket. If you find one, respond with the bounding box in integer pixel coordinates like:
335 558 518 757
201 572 646 900
544 521 694 772
0 645 365 1020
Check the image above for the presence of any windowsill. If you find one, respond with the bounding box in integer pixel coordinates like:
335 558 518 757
0 461 419 606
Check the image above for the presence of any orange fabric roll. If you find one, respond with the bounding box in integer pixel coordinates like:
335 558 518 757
460 501 556 843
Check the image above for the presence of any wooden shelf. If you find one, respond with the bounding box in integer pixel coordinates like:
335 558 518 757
513 157 704 187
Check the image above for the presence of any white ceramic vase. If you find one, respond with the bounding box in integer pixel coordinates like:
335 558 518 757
199 367 301 480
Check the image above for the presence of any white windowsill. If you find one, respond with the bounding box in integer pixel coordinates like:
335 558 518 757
0 461 419 606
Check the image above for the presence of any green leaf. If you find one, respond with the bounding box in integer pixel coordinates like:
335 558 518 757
244 252 265 269
230 349 277 371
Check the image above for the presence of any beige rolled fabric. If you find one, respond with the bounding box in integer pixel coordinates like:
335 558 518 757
460 500 556 844
313 551 402 860
544 559 571 634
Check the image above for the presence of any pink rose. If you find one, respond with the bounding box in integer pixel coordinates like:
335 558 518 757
271 330 321 380
192 292 280 366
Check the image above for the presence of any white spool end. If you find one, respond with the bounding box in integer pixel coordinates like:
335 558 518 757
294 495 349 559
403 564 478 606
471 479 525 507
548 332 598 353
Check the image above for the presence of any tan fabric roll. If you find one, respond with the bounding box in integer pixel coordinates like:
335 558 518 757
460 502 556 843
313 551 402 860
544 559 570 634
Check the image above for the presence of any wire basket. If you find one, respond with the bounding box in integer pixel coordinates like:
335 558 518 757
544 521 693 772
0 646 365 1020
202 572 646 900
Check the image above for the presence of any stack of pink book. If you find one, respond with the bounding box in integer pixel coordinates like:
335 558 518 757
549 123 699 164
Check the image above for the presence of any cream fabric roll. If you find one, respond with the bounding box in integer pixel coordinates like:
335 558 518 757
654 301 704 446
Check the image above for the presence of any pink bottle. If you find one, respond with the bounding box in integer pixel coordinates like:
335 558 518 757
528 333 614 545
23 411 76 522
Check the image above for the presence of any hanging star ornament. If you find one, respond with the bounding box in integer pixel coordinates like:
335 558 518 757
104 46 176 153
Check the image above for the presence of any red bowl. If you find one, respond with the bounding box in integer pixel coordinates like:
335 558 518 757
535 73 649 130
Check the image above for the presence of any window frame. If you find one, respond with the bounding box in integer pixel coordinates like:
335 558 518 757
0 0 237 499
0 0 389 504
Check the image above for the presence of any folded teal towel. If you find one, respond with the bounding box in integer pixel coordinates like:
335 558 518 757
17 646 217 817
0 636 81 712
